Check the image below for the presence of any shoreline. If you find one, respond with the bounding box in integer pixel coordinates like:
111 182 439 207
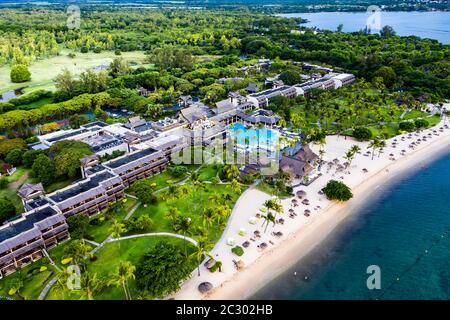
174 118 450 300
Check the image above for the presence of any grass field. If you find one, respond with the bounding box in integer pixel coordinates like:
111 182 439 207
0 49 147 94
85 197 137 243
45 236 195 300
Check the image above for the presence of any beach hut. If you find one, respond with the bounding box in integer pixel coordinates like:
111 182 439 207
198 282 213 294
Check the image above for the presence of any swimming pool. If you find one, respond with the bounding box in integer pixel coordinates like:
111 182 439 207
228 123 279 149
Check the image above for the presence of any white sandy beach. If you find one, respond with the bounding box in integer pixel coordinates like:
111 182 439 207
173 112 450 300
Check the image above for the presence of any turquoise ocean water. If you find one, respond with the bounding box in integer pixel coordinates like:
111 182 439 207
253 150 450 299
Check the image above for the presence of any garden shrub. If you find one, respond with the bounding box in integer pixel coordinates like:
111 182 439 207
231 246 244 256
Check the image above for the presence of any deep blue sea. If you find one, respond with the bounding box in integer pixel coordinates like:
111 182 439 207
253 150 450 300
278 11 450 44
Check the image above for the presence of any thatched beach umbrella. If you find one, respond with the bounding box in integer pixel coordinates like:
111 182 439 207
289 208 295 214
242 241 250 248
204 258 216 269
304 209 311 214
258 243 268 250
362 168 368 173
198 282 213 294
333 158 340 164
296 190 307 198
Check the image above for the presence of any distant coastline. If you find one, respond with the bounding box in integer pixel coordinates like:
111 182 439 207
278 11 450 44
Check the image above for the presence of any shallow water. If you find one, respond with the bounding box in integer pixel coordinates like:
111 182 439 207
253 150 450 299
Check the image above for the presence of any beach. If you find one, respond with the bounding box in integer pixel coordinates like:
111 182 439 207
173 114 450 300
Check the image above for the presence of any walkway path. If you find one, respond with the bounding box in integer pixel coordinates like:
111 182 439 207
83 239 100 247
38 277 57 300
109 232 198 246
8 171 29 189
124 202 141 220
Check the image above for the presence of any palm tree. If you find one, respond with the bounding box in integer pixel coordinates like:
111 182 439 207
318 149 326 171
222 192 232 202
166 207 181 223
263 199 275 217
109 220 127 250
271 199 284 221
215 204 231 225
223 164 239 181
350 145 361 157
261 212 276 233
178 216 192 256
229 178 241 194
64 240 93 270
368 138 379 160
208 192 222 205
79 272 104 300
108 261 136 300
190 172 205 211
376 139 386 158
202 207 216 232
54 267 75 299
190 238 213 277
109 220 127 239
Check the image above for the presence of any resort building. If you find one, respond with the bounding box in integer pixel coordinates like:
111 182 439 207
0 205 69 279
47 170 125 217
104 148 168 187
247 85 297 109
279 144 319 181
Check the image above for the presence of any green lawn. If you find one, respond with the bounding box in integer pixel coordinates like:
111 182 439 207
4 167 29 184
197 165 219 181
256 180 292 199
0 259 57 300
0 49 147 94
133 182 243 242
85 197 137 243
45 236 195 300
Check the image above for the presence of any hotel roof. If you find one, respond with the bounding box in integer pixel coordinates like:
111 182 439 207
48 171 116 203
46 128 89 143
17 183 44 199
0 206 59 243
105 148 159 169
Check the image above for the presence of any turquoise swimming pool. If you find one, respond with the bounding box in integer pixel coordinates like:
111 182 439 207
228 123 279 148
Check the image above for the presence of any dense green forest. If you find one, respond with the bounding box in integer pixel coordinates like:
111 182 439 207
0 7 448 133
